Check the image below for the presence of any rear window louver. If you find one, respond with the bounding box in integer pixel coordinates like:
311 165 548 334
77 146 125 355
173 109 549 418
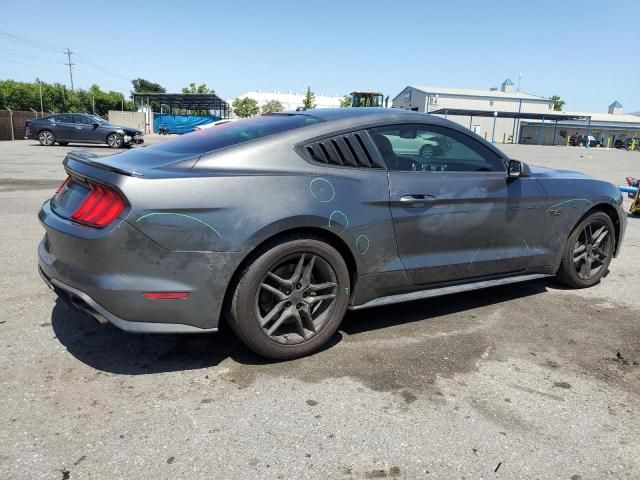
303 132 384 169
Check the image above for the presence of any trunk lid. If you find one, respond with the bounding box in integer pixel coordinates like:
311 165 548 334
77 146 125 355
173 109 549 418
66 149 198 177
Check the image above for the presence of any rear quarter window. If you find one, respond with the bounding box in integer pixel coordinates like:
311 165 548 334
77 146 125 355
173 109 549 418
52 114 74 123
146 114 323 155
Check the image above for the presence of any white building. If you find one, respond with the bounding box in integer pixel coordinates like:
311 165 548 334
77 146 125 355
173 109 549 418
392 79 555 143
234 90 343 113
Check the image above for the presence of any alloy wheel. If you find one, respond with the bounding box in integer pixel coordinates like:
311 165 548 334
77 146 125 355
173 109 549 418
255 253 338 344
107 134 122 148
39 131 54 145
573 220 612 280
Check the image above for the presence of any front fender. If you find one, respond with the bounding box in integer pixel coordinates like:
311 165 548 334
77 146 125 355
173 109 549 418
538 177 625 265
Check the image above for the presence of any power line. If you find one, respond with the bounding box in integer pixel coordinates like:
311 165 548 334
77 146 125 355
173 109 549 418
0 55 65 72
64 48 75 90
74 53 132 83
0 47 64 65
0 29 133 87
0 29 63 53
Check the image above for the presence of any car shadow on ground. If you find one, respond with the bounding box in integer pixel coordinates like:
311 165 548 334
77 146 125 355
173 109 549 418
28 143 141 151
51 280 549 376
29 143 114 149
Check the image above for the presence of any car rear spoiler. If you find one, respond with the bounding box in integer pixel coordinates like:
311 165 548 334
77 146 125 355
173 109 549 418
64 150 141 177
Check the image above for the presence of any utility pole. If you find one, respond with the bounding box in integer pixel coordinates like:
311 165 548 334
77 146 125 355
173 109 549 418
38 81 44 116
517 73 522 93
64 48 75 90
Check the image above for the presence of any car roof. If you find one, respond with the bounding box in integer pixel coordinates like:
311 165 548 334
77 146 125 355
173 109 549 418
41 113 91 118
281 107 422 122
270 107 486 135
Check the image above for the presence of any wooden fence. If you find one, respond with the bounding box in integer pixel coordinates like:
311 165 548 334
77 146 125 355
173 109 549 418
0 110 46 141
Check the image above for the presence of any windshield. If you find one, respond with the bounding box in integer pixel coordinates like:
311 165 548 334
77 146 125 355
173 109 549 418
89 115 108 125
95 113 325 172
351 93 384 107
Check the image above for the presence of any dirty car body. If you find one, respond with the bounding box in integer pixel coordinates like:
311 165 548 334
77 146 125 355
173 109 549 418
38 109 626 356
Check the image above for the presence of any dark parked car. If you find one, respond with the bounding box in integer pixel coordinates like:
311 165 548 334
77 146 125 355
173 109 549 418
38 109 626 359
26 113 143 148
614 137 638 150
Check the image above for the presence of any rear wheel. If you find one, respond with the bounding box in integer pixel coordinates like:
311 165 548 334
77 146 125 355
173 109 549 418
38 130 55 146
227 238 349 359
556 211 615 288
106 133 123 148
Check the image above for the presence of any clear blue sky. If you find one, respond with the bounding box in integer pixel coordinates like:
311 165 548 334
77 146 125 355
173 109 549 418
2 0 638 112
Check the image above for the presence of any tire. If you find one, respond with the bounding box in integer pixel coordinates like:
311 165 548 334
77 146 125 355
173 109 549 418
556 211 615 288
227 237 350 359
419 144 435 158
106 133 123 148
38 130 55 146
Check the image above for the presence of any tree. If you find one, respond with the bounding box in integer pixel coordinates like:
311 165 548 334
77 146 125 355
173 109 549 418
261 99 284 114
0 79 132 115
340 95 351 108
302 86 315 109
131 78 166 93
232 97 259 117
550 95 565 112
131 78 166 112
181 82 214 94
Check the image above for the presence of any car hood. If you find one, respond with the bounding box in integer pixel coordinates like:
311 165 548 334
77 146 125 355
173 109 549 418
527 164 594 180
106 123 141 134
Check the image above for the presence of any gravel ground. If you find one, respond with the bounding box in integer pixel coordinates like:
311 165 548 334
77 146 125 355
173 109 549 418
0 139 638 480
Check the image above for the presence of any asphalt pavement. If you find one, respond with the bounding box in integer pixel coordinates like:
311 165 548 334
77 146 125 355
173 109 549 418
1 139 638 479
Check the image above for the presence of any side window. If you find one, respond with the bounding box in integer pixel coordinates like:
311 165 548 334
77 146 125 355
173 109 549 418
55 114 75 123
369 124 505 173
74 115 93 125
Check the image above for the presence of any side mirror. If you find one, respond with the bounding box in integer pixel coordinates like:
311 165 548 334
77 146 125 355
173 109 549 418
507 159 522 178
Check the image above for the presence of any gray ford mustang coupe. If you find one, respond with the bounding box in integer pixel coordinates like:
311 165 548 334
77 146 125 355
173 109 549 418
38 108 626 359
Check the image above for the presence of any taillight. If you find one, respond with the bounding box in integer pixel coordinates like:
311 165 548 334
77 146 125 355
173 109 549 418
70 181 125 228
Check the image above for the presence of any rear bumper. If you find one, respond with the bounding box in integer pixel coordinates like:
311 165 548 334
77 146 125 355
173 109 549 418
38 200 244 333
39 266 217 333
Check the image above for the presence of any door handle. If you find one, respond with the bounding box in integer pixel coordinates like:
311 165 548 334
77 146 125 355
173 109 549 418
398 194 436 206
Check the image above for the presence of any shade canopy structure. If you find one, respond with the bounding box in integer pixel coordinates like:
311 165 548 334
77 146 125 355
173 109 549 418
132 92 230 117
427 108 590 122
427 108 593 145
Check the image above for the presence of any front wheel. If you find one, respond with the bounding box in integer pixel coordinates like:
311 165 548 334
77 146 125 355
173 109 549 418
106 133 123 148
556 211 615 288
227 237 350 359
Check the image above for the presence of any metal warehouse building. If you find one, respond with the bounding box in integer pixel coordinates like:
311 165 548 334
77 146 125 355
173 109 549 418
393 82 640 146
519 101 640 146
392 79 556 143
